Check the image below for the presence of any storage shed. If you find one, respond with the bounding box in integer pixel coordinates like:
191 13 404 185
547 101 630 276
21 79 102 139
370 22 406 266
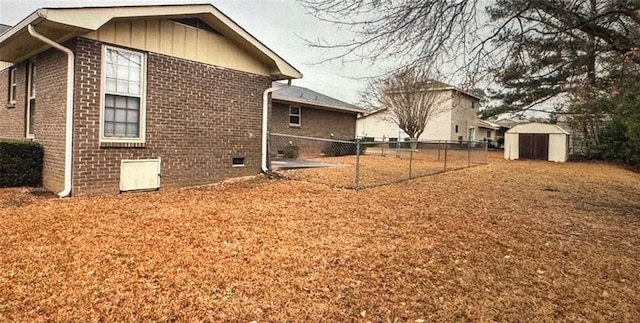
504 123 570 162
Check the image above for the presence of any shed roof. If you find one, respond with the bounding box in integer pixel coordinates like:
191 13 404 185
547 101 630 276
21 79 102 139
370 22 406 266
0 4 301 80
272 84 366 114
506 123 570 135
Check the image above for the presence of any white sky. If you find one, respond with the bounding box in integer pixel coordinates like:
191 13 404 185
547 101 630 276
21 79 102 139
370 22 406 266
0 0 376 104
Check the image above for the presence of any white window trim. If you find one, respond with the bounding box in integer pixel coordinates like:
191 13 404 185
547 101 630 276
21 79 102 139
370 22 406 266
26 61 35 139
8 66 16 105
99 45 147 143
289 105 301 127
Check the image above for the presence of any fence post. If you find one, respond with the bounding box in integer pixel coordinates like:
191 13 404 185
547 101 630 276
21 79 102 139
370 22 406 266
409 139 414 179
467 140 471 167
355 138 361 190
443 141 448 172
485 140 489 164
381 136 385 157
437 140 441 161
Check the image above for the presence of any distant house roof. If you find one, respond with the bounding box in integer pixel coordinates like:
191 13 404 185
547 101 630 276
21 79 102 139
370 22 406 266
494 116 528 128
0 24 11 36
272 84 366 114
478 119 501 130
0 4 301 80
421 80 482 101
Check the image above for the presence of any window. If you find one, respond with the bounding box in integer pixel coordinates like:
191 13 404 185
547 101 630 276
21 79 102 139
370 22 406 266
455 125 459 133
26 62 35 138
487 130 491 138
102 46 145 141
289 106 300 126
472 101 475 110
232 157 245 167
7 66 16 105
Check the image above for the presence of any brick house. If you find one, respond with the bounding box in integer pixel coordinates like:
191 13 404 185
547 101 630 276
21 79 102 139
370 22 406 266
0 4 301 196
269 84 365 156
356 82 481 142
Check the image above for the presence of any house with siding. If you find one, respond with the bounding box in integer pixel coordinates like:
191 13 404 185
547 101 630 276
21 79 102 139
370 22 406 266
0 4 301 196
269 83 365 157
478 119 501 142
356 83 481 142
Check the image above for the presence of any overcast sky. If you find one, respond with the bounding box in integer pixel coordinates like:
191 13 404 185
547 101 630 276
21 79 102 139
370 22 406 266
0 0 375 104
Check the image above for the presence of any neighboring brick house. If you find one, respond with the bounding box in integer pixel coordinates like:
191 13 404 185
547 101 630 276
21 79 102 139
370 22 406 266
269 84 365 155
0 4 301 196
356 82 481 142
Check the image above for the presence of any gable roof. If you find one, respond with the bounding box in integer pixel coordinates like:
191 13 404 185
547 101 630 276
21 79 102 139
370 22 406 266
0 4 301 80
506 123 570 135
272 84 366 114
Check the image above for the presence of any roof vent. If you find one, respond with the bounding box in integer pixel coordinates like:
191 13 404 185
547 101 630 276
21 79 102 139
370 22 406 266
172 18 221 35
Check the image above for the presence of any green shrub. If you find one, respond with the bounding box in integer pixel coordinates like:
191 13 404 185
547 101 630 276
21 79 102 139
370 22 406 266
0 140 44 187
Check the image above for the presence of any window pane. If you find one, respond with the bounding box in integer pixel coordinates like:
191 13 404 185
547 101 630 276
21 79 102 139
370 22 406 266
104 122 115 137
105 94 115 108
130 69 141 82
104 107 115 122
105 64 115 78
290 107 300 115
289 116 300 125
114 123 126 136
116 79 128 93
117 65 129 81
106 78 117 92
126 123 139 137
115 96 127 108
106 49 117 64
130 54 141 66
128 81 140 95
115 109 127 122
127 110 139 123
127 97 140 109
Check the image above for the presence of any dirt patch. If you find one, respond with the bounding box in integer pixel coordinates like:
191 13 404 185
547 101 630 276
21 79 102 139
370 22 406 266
0 153 638 321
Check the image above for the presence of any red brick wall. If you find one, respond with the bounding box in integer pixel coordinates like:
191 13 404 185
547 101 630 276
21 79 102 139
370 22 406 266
270 101 357 139
0 49 68 193
269 101 357 158
0 64 27 139
72 37 270 196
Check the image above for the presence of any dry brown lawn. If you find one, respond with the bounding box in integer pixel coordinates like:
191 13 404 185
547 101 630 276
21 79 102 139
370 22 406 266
1 153 639 322
278 148 484 188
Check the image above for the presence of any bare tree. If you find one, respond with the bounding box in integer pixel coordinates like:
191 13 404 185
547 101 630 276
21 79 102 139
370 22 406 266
371 69 448 147
301 0 640 106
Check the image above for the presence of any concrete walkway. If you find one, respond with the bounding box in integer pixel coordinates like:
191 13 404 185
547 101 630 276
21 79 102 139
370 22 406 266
271 158 343 170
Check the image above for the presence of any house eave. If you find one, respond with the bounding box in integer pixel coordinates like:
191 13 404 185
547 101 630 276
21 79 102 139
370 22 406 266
0 4 303 79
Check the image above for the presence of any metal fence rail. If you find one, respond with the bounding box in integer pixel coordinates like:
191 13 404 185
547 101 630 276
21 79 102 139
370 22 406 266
269 133 488 189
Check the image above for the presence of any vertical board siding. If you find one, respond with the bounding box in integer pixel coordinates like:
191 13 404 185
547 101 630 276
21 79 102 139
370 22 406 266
86 19 270 76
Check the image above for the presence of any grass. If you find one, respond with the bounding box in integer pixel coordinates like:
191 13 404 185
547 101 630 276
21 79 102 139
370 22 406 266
1 153 639 321
278 147 487 188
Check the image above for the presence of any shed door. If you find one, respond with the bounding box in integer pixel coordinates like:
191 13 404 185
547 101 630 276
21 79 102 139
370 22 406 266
533 134 549 160
519 134 549 160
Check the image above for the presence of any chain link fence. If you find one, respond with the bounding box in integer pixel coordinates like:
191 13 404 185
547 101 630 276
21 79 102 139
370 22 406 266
269 133 488 189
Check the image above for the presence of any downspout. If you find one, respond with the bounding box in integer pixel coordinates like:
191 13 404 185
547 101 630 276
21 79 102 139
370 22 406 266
28 25 74 197
261 79 291 173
